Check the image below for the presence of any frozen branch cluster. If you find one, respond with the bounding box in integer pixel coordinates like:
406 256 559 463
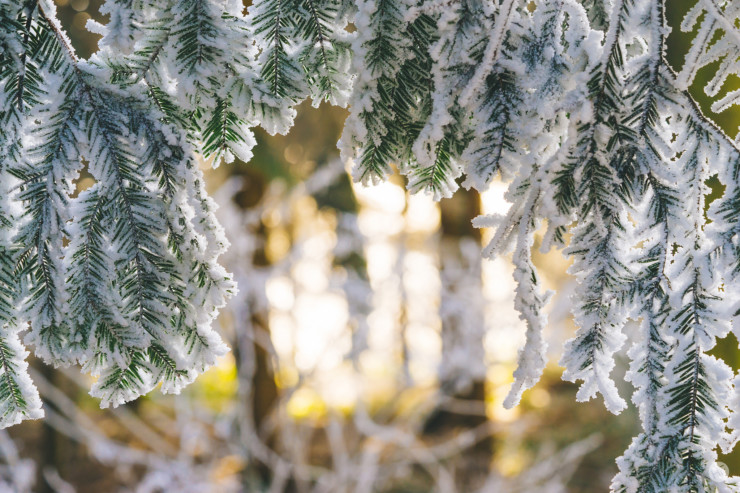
1 0 740 490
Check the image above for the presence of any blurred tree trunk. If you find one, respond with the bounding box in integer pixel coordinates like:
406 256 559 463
37 363 57 493
231 169 280 489
423 188 491 490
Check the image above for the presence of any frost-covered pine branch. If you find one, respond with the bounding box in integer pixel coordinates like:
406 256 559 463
0 1 44 427
3 0 740 490
675 0 740 116
0 0 237 419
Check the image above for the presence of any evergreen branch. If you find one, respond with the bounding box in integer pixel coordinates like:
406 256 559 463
16 0 37 111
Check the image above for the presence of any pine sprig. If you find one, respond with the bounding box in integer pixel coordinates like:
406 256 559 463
0 0 44 427
675 0 740 121
339 0 413 185
294 0 352 106
556 0 636 414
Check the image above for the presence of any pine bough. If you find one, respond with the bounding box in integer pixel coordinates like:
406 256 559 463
1 0 739 490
